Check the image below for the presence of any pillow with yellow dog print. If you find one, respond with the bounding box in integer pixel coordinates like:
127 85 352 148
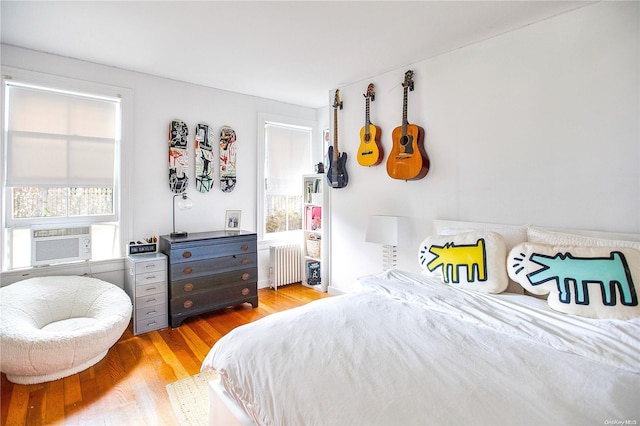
508 243 640 319
418 231 509 293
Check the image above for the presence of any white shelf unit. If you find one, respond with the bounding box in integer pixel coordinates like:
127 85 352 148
302 174 328 292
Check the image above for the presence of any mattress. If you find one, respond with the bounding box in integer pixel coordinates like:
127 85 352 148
202 269 640 425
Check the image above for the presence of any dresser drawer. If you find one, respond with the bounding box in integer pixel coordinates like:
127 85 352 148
133 259 166 275
171 268 257 298
137 281 165 297
170 281 258 316
169 237 256 264
169 254 257 281
135 270 166 286
136 313 168 334
136 291 167 309
136 302 165 319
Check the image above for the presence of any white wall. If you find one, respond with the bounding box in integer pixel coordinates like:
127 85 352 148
328 2 639 291
1 44 317 286
2 2 638 295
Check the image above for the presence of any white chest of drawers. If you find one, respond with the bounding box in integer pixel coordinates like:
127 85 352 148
125 253 168 335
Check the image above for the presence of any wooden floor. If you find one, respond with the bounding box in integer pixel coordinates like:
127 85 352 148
1 284 331 426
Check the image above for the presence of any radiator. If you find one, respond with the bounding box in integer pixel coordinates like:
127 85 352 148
269 243 302 290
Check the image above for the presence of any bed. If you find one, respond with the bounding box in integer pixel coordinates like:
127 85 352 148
201 220 640 425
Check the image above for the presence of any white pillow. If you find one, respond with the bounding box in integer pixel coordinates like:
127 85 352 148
441 225 527 251
419 231 509 294
508 242 640 320
439 225 527 294
527 227 640 250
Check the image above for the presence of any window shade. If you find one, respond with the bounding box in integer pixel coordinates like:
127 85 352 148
265 122 312 194
5 84 118 187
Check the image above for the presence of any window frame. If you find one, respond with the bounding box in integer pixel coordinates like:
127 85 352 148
257 113 318 243
1 67 132 270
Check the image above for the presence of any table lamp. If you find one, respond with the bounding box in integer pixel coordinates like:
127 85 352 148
365 215 410 270
171 192 193 238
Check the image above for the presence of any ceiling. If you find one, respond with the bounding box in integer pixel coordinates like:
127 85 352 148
1 1 591 108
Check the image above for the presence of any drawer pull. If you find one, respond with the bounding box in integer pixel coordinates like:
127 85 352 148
241 258 249 265
146 287 157 291
147 321 157 326
242 273 250 281
145 275 156 280
145 264 156 269
242 287 250 296
183 300 193 309
183 267 193 275
241 244 249 251
146 298 157 303
146 310 157 315
182 251 192 259
184 283 194 292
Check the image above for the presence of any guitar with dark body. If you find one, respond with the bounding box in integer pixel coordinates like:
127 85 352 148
327 89 348 188
386 70 430 180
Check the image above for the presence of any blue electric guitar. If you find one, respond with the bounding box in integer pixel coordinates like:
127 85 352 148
327 89 348 188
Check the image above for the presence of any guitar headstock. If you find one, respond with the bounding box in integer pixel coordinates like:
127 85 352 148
333 89 343 110
403 70 415 92
364 83 375 102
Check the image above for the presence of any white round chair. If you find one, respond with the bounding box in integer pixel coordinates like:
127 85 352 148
0 276 132 384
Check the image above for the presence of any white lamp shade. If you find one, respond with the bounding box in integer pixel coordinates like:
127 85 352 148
365 215 410 246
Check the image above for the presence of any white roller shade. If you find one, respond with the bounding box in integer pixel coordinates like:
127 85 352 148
6 84 118 187
265 122 312 194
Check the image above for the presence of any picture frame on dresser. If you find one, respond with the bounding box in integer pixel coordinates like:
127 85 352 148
225 210 241 231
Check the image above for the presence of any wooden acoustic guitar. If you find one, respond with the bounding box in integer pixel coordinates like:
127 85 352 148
386 70 430 180
357 83 383 166
326 89 348 188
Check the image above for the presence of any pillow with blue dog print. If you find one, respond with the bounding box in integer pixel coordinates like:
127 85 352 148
418 231 509 293
507 243 640 319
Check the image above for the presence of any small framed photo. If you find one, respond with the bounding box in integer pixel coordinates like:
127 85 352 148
225 210 241 231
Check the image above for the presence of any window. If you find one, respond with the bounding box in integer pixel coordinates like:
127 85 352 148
258 115 316 241
2 70 130 270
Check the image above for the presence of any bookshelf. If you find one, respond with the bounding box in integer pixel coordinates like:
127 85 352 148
302 174 327 291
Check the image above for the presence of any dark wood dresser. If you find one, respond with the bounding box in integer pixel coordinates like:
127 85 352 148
159 230 258 328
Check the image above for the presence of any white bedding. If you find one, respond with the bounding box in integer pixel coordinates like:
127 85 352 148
202 269 640 425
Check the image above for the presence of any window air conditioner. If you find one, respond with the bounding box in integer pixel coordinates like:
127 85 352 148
31 226 92 266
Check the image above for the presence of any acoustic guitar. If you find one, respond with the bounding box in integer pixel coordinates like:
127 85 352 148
386 70 430 180
326 89 348 188
357 83 383 166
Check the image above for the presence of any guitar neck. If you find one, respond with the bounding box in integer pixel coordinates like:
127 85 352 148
364 98 371 135
401 86 409 136
333 106 339 158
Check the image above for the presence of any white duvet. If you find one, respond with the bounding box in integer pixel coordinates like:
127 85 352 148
202 270 640 425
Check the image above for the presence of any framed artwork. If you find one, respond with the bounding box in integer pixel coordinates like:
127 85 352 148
322 128 330 168
225 210 241 231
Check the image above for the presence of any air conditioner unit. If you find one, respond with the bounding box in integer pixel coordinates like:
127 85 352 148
31 226 92 266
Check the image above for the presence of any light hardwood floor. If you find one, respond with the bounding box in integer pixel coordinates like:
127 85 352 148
1 284 331 426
